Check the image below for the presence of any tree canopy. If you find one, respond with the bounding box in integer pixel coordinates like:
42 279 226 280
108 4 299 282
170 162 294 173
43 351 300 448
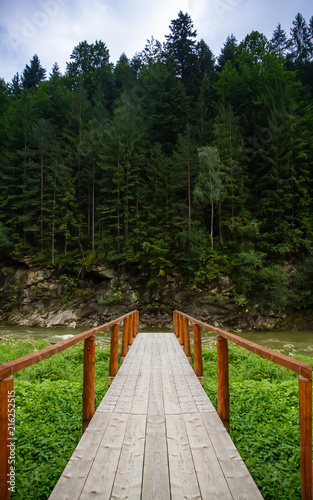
1 11 313 309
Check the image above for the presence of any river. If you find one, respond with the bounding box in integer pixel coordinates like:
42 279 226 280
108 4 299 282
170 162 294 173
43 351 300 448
0 324 313 357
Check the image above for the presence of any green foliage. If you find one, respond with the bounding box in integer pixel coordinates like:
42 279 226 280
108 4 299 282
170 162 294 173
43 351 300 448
0 339 110 499
0 11 313 310
202 343 310 499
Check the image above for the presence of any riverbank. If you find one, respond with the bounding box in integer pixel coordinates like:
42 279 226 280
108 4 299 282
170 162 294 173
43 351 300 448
1 261 312 332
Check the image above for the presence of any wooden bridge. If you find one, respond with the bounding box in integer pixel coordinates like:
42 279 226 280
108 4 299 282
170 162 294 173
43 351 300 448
0 310 312 499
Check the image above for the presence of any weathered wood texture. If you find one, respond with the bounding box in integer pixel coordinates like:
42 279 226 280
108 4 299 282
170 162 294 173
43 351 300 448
49 332 263 500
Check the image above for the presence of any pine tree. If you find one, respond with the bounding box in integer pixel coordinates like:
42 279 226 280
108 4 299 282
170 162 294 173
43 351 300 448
22 55 46 89
164 11 197 86
271 23 289 57
217 35 237 70
289 13 313 66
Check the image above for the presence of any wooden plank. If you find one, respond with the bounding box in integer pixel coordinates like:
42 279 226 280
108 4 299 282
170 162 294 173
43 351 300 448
79 413 128 499
166 413 201 500
142 334 171 499
110 414 146 500
183 413 233 499
169 333 215 413
201 412 264 499
130 334 151 414
160 335 181 415
49 411 112 499
166 335 196 414
115 334 147 414
146 334 164 417
142 415 171 500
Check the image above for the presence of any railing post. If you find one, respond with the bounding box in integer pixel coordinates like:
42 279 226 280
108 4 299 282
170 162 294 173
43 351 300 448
109 323 120 386
173 311 178 337
179 313 184 347
134 311 139 337
193 324 203 386
217 335 230 432
299 376 313 500
184 317 191 362
82 335 95 433
0 376 13 500
128 314 133 348
132 312 137 339
121 316 129 363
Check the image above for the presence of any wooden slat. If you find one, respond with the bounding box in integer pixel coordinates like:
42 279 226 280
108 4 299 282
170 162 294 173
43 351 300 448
110 414 146 500
166 413 201 500
142 334 171 499
183 412 233 499
201 412 264 499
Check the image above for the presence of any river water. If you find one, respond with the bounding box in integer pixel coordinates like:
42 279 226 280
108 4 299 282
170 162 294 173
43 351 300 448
0 324 313 358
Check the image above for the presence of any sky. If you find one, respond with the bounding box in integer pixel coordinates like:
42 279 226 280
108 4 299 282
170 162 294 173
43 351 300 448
0 0 312 83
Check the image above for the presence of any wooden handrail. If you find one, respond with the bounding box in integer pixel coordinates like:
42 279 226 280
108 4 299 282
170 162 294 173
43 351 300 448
174 310 313 500
176 311 312 379
0 310 139 500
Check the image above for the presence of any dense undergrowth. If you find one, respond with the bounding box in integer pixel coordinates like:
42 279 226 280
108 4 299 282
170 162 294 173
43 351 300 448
0 338 312 499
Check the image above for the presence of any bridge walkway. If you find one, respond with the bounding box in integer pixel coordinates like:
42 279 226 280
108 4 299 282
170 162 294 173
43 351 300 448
49 332 263 499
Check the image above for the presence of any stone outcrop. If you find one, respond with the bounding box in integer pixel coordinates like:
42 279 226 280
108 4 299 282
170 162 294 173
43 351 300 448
0 262 308 331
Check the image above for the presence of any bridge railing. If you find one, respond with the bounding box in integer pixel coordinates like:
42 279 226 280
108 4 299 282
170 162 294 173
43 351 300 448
0 310 139 500
174 310 312 500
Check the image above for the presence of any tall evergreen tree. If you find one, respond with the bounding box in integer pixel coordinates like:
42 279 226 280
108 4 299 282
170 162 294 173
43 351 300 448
217 35 237 70
271 23 289 57
164 11 197 85
22 55 46 89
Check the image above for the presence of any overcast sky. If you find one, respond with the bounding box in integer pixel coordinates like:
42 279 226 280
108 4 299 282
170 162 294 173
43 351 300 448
0 0 312 83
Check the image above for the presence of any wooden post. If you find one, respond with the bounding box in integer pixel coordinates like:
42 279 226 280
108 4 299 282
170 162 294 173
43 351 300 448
184 317 191 362
135 311 139 337
128 314 133 348
179 313 184 347
173 311 178 337
132 312 137 339
0 376 14 500
82 336 95 433
121 316 129 363
193 324 203 386
299 376 313 500
217 335 230 432
109 324 120 386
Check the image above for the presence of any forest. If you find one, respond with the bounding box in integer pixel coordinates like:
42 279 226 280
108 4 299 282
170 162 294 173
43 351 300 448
0 11 313 313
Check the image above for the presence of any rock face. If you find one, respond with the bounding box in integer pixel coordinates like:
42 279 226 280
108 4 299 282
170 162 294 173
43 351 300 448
0 262 305 331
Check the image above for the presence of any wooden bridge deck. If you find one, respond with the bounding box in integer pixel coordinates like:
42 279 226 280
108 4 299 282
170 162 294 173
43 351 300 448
49 332 263 499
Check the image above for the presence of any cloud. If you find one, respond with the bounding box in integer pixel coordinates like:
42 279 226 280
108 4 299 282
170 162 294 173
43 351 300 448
0 0 312 83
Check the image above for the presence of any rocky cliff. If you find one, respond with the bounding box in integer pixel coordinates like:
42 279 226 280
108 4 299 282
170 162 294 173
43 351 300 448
0 260 301 331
